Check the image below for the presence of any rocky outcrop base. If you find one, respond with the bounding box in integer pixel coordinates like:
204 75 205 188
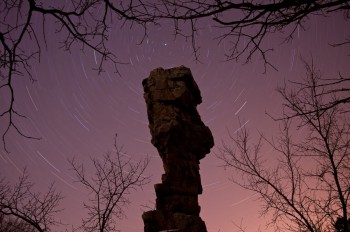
143 211 207 232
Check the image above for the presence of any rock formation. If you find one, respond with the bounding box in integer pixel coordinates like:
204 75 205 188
142 66 214 232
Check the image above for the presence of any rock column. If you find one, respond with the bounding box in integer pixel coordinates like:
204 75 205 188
142 66 214 232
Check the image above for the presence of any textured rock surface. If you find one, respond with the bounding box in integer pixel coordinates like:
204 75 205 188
142 66 214 232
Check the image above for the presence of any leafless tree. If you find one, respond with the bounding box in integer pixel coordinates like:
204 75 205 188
277 59 350 119
1 0 349 152
0 0 156 152
335 216 350 232
0 213 37 232
218 63 350 232
0 169 63 232
69 135 150 232
151 0 350 68
0 135 150 232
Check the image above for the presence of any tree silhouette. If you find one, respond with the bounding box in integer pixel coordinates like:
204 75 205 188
335 217 350 232
0 169 63 232
0 136 149 231
274 59 350 120
0 213 37 232
69 135 150 232
0 0 155 152
219 62 350 232
151 0 350 68
1 0 349 152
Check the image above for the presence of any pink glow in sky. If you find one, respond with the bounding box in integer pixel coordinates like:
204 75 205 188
1 11 349 232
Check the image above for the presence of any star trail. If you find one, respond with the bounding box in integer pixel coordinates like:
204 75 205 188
1 10 349 232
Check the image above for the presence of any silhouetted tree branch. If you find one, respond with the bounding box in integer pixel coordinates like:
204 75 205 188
335 217 350 232
275 59 350 120
1 0 349 152
0 169 63 232
0 135 150 231
0 213 37 232
69 135 150 232
150 0 350 70
0 0 156 152
219 64 350 231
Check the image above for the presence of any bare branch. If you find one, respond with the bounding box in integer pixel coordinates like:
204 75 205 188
1 0 349 151
219 60 350 231
0 0 156 151
0 169 63 232
69 135 150 232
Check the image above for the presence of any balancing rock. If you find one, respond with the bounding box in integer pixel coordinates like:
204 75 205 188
142 66 214 232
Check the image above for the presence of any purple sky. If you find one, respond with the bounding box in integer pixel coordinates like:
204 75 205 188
1 11 349 232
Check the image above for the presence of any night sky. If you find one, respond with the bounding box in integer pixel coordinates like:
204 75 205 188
1 11 349 232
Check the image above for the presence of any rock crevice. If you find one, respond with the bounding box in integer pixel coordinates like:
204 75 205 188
142 66 214 232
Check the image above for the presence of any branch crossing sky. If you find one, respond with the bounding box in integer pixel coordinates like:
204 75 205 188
0 11 349 232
